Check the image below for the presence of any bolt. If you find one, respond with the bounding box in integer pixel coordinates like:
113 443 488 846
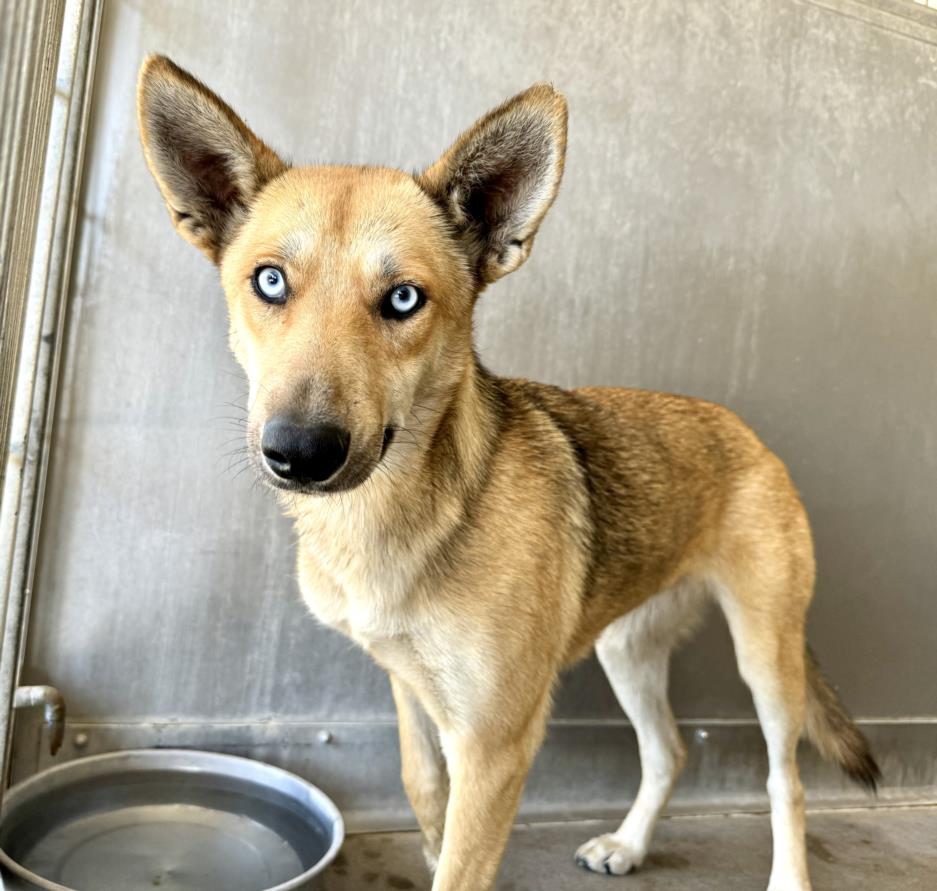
317 730 334 745
694 728 709 743
73 732 89 749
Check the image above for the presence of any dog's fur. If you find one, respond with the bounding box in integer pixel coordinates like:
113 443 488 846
138 56 879 891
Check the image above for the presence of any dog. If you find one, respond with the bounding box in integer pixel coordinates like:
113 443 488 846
137 56 879 891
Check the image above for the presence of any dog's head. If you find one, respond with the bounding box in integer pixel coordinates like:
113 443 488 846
137 56 567 494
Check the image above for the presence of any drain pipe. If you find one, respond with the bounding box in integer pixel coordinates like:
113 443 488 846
12 686 65 757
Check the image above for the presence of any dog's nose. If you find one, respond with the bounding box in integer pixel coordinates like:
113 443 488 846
261 418 351 484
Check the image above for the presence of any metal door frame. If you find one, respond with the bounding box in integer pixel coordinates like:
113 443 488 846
0 0 103 808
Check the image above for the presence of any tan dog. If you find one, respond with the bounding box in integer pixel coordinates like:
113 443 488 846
137 56 879 891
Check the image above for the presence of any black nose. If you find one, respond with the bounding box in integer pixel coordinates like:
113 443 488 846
261 418 351 484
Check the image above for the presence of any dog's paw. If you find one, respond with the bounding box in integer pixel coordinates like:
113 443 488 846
575 833 644 875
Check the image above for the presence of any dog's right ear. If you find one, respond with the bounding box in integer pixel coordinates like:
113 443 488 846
137 55 286 263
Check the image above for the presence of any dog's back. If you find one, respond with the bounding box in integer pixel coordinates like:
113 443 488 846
490 376 785 656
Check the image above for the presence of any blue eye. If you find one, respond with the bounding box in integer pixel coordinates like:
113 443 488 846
382 284 425 320
252 266 287 303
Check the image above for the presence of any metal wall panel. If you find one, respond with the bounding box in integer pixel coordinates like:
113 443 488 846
17 0 937 811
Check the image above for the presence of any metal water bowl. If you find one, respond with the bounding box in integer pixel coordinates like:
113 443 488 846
0 749 344 890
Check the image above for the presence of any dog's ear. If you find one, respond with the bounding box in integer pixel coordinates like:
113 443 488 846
137 55 287 263
419 84 567 286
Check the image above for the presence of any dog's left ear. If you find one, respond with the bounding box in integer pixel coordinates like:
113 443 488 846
419 84 568 286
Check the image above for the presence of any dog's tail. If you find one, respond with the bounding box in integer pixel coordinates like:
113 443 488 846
803 646 881 792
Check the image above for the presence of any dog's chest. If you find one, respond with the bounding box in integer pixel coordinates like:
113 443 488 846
297 550 494 729
294 530 497 726
294 524 426 645
298 562 405 644
291 488 461 640
289 494 501 726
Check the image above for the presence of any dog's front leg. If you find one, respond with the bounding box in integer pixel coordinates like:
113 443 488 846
430 707 549 891
391 674 449 871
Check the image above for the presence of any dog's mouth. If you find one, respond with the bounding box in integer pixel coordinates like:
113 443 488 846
250 425 397 496
380 426 396 458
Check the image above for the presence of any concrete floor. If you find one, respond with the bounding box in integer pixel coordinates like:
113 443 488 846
321 805 937 890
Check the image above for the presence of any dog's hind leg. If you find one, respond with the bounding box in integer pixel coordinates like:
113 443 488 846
715 571 812 891
711 461 817 891
575 580 709 875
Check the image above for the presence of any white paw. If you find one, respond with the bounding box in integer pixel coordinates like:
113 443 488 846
575 833 644 875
